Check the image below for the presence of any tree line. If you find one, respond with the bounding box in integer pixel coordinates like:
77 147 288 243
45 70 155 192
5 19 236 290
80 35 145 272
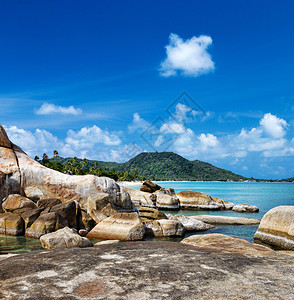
34 150 144 182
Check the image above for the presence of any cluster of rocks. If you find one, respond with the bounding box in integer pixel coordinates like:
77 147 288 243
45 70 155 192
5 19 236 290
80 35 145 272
126 180 259 213
1 124 293 253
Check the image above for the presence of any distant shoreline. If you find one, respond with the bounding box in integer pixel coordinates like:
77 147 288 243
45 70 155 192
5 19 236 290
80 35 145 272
118 180 294 186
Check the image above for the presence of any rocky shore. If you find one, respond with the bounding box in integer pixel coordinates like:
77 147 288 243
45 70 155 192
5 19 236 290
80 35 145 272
1 123 294 298
0 241 294 299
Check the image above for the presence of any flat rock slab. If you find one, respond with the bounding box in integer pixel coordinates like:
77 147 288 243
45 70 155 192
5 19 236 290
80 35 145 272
191 215 260 225
0 241 293 299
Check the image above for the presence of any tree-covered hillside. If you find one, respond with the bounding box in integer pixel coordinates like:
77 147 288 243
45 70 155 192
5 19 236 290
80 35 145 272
45 151 248 181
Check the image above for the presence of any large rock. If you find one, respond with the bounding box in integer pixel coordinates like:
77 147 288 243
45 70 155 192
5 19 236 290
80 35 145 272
176 190 220 210
143 219 164 237
24 186 44 202
25 212 68 238
1 242 294 299
157 219 185 236
124 187 156 208
40 227 92 249
0 212 24 235
181 234 273 255
156 194 179 210
50 201 77 228
143 219 185 237
254 206 294 250
37 198 62 209
87 212 145 241
21 208 44 228
170 215 214 231
139 207 167 220
140 180 161 193
212 197 235 210
77 209 96 232
2 194 36 212
190 215 260 225
87 193 117 222
232 204 259 213
0 124 134 212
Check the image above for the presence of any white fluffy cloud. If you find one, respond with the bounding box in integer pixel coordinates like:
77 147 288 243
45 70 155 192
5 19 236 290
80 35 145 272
4 125 61 157
3 124 132 162
35 102 82 115
260 113 288 138
159 33 215 77
128 113 150 133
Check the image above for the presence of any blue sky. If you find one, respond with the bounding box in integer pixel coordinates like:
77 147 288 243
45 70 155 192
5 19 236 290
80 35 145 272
0 0 293 179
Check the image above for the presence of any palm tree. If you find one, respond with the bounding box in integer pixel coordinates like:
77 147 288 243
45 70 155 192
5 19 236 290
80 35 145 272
34 155 39 161
81 158 88 168
42 153 49 164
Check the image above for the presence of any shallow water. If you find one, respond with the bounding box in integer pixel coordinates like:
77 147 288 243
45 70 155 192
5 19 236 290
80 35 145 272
137 182 294 242
1 182 293 253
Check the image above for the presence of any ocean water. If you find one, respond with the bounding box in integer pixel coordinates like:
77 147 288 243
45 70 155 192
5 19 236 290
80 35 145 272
1 182 293 253
135 182 294 242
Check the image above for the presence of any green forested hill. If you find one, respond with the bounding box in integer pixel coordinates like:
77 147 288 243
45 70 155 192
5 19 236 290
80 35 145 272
50 151 247 181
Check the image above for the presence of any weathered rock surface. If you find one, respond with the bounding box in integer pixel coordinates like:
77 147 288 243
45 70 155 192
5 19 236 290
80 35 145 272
156 194 179 210
143 218 185 237
94 240 121 246
140 180 161 193
143 219 164 237
21 208 44 228
124 187 156 208
25 212 68 238
254 206 294 250
181 234 273 255
24 186 44 201
139 207 167 220
232 203 259 213
39 227 92 249
37 198 62 209
170 215 214 231
77 209 96 232
0 124 133 213
176 190 220 210
1 241 294 299
157 219 185 236
0 212 24 235
2 194 37 212
87 212 145 241
50 201 77 228
191 215 261 225
212 197 235 210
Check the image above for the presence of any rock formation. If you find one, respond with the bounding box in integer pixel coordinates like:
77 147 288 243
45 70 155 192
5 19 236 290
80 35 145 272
254 206 294 250
190 215 260 225
40 227 93 249
1 241 294 299
181 233 273 255
0 124 133 212
86 212 145 240
232 203 259 213
0 124 136 238
169 215 214 231
140 180 161 193
176 190 220 210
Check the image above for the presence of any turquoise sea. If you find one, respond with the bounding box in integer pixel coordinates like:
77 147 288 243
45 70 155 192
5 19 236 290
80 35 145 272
1 182 293 253
133 182 294 243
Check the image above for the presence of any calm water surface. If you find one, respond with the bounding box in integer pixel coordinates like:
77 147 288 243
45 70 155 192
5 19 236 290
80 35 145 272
1 182 293 253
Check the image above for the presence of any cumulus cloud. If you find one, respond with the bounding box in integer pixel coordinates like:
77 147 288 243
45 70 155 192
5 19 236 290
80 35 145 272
65 126 121 149
128 113 150 133
159 33 215 77
260 113 288 138
4 125 61 157
35 102 82 115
